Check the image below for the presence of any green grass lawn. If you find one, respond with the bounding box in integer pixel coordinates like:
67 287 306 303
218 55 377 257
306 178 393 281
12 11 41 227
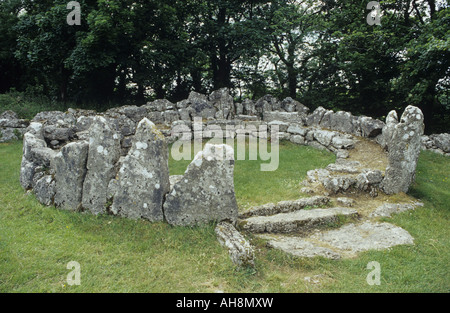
0 140 449 293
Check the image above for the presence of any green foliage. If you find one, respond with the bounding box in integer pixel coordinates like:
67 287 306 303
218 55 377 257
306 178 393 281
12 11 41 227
0 0 448 131
0 91 66 120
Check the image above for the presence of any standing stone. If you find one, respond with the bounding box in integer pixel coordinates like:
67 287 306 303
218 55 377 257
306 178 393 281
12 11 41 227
20 133 47 190
163 144 238 226
53 141 89 211
34 175 56 206
82 117 121 215
110 118 169 221
381 106 425 194
380 110 399 150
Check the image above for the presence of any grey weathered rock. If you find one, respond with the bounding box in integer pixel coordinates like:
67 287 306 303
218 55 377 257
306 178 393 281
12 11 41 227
306 107 328 126
29 147 57 168
268 120 289 133
260 235 341 260
210 88 235 120
82 117 121 215
328 111 356 135
188 93 216 120
163 110 180 125
239 196 330 218
0 127 24 142
263 221 414 259
430 133 450 153
264 112 303 124
380 110 399 150
322 175 357 194
111 118 170 221
287 124 308 136
326 163 360 174
240 207 358 233
242 99 257 116
290 135 305 145
369 202 424 218
19 132 48 190
20 158 37 190
34 175 56 206
359 116 385 138
145 99 174 112
312 222 414 253
331 136 356 150
43 125 75 142
22 132 47 161
355 170 383 191
32 111 76 128
105 113 136 137
0 110 28 128
163 144 238 226
313 129 336 147
215 222 255 268
381 106 425 194
169 175 184 190
53 141 89 211
108 105 148 123
336 197 356 207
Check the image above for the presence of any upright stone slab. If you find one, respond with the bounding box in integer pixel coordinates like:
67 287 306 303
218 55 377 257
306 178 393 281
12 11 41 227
163 144 238 226
110 118 169 221
82 116 121 215
381 106 425 194
20 132 47 190
53 141 89 211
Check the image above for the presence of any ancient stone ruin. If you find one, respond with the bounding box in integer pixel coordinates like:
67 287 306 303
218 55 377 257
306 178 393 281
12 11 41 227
15 88 448 266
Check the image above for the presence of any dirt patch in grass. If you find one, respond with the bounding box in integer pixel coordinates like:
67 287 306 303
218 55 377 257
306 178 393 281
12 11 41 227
348 137 389 172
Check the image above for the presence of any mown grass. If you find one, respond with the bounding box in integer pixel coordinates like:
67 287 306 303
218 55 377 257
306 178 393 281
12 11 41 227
0 141 449 293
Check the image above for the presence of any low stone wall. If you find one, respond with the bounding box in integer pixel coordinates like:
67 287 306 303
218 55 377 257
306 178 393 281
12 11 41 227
0 111 29 143
15 88 441 228
421 133 450 156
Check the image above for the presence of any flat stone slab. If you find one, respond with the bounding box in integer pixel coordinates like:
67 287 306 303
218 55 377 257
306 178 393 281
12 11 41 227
238 196 330 219
369 202 424 218
259 221 414 259
258 234 341 260
240 207 358 233
312 222 414 253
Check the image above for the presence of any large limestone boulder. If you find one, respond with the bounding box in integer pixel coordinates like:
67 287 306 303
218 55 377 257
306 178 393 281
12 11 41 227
53 141 89 211
82 117 121 215
110 118 170 221
163 144 238 226
381 106 425 194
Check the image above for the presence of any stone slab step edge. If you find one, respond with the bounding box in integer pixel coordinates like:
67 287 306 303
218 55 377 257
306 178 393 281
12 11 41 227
239 207 359 234
238 196 330 219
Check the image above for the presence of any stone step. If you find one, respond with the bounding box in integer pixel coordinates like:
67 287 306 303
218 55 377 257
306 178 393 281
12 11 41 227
239 207 358 234
257 221 415 259
238 196 330 219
